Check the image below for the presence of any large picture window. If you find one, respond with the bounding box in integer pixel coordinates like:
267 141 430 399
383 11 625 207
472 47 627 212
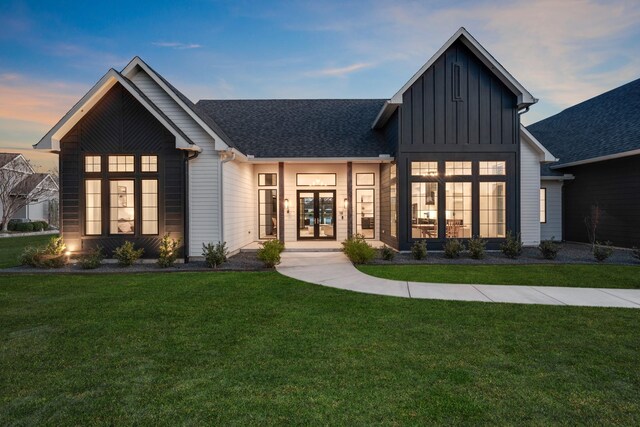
445 182 472 238
85 180 101 235
259 189 277 239
480 182 506 238
411 182 438 239
356 188 375 239
110 180 135 234
142 180 158 235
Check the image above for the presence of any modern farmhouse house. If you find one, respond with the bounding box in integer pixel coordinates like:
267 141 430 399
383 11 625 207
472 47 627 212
34 28 558 259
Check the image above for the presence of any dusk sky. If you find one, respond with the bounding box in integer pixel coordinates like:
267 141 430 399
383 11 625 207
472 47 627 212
1 0 639 171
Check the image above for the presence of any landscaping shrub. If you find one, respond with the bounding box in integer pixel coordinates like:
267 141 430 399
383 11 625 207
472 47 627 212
15 222 34 232
593 241 613 262
467 236 487 259
19 236 67 268
258 239 286 267
632 246 640 261
113 241 144 267
202 241 229 268
79 246 104 270
32 221 44 232
381 245 395 261
158 234 181 268
501 231 523 259
7 219 20 231
443 239 464 259
341 234 375 265
411 240 427 260
538 238 560 260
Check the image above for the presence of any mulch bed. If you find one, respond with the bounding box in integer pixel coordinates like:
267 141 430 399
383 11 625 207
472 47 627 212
372 242 640 266
1 251 270 274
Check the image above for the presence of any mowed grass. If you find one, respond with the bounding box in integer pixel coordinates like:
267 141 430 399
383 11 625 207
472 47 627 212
1 272 639 425
358 264 640 289
0 234 56 268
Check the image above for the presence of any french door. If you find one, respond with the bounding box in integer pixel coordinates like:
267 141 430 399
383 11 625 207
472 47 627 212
297 190 336 240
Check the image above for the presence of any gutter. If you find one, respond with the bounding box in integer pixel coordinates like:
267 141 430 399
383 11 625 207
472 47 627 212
184 150 200 262
219 149 236 244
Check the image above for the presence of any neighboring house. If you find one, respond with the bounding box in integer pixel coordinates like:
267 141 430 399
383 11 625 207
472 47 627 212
0 153 59 225
528 78 640 248
34 27 556 258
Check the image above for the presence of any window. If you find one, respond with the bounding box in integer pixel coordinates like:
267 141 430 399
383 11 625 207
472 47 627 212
445 182 472 238
480 182 506 238
110 180 135 234
85 180 101 235
142 180 158 234
356 189 375 239
390 164 397 238
259 189 277 239
445 161 472 176
108 155 134 172
141 155 158 172
411 182 438 239
540 188 547 223
296 173 336 186
356 173 374 186
411 161 438 177
258 173 277 186
85 156 101 173
479 161 506 175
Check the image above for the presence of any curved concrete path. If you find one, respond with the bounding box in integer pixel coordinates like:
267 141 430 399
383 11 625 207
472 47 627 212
276 252 640 308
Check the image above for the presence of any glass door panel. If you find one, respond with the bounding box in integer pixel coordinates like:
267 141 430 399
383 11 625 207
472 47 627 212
318 192 334 238
298 192 315 238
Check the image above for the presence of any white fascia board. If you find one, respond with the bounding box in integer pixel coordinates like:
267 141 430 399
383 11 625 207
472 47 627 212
520 125 557 162
245 156 395 164
122 57 230 151
372 101 397 129
34 69 201 153
550 149 640 169
388 27 536 107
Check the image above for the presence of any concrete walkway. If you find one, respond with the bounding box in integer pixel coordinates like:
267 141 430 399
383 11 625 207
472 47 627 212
276 252 640 308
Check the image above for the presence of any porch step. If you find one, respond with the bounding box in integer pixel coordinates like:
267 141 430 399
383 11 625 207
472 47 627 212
240 247 342 253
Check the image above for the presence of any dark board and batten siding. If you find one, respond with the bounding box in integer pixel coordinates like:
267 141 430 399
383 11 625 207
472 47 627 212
562 156 640 248
396 40 521 250
60 82 186 258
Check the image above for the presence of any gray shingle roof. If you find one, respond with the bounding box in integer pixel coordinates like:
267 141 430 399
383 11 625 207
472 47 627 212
11 173 53 196
195 99 390 158
528 77 640 175
0 153 20 168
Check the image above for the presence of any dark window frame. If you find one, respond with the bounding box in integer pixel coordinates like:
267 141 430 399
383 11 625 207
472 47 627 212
356 188 375 239
356 173 375 186
258 173 277 187
258 188 278 239
141 178 159 236
140 154 158 173
296 173 337 187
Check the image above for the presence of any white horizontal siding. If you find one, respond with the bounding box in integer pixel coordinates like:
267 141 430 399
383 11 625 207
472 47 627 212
130 70 220 257
541 180 563 241
520 138 541 246
222 160 255 253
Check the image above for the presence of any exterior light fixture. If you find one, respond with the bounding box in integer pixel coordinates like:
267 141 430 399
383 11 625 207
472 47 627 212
344 198 348 209
284 198 290 213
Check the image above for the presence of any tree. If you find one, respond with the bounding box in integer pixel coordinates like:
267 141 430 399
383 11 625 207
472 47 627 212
0 158 58 232
584 204 601 250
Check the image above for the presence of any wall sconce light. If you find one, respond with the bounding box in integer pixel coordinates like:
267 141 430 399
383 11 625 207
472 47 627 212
284 198 290 214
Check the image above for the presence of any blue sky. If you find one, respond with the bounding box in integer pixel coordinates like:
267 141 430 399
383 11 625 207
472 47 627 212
1 0 639 170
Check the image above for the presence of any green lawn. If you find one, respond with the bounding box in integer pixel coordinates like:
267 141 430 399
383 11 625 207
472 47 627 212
358 264 640 289
1 272 639 425
0 234 57 268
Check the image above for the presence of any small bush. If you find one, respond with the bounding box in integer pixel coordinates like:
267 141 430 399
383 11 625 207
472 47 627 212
538 238 560 260
15 222 34 232
593 241 613 262
79 246 104 269
501 231 523 259
467 236 487 259
32 221 43 232
202 241 229 268
411 240 427 260
158 234 181 268
258 239 286 267
7 219 20 231
113 241 144 267
341 234 375 264
381 245 396 261
631 246 640 261
19 236 67 268
443 239 465 259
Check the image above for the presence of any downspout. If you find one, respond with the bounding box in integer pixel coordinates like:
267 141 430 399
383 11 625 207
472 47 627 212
219 149 236 244
184 150 200 263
